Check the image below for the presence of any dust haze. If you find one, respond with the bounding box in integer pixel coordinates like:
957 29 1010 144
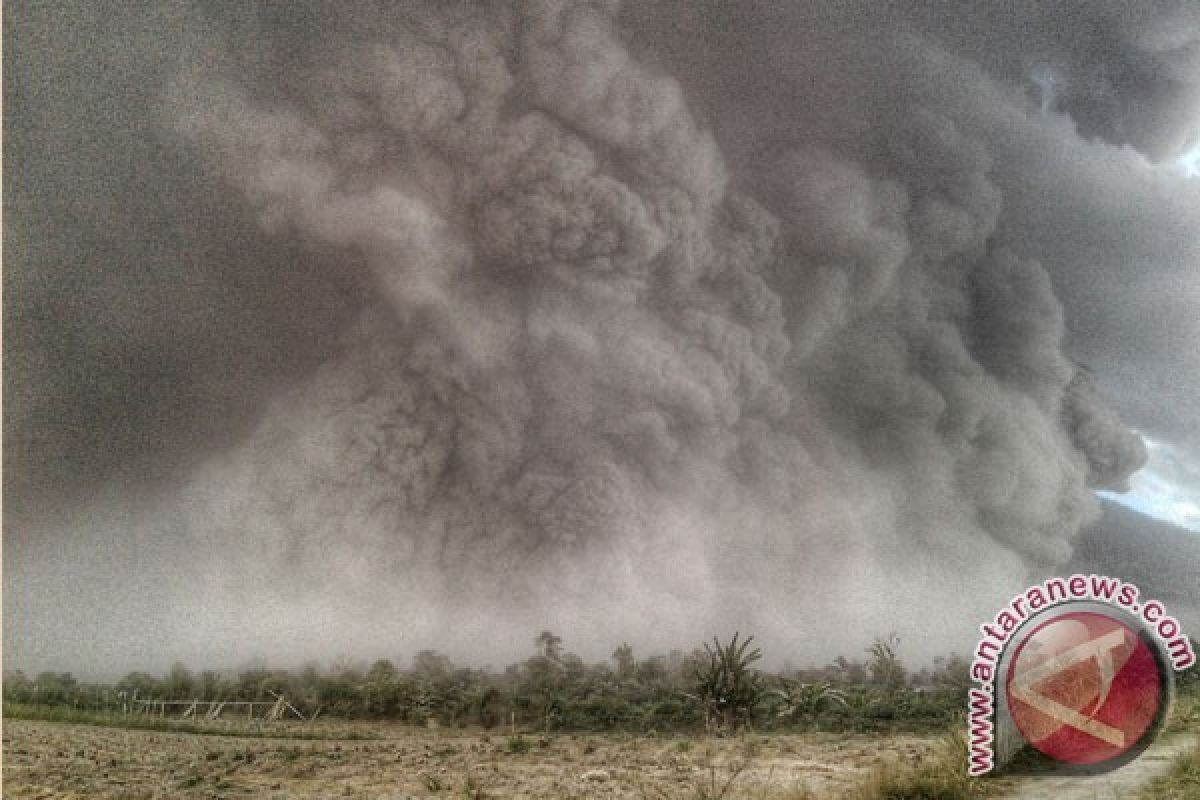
7 1 1199 679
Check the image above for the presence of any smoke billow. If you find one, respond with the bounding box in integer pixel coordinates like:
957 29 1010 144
12 0 1192 674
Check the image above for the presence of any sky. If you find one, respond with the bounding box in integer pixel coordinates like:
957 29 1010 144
4 0 1199 679
1102 437 1200 532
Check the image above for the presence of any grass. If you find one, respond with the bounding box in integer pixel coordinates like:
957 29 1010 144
636 756 754 800
840 686 1200 800
1139 740 1200 799
3 703 376 740
848 730 993 800
845 683 1199 800
634 740 828 800
1169 684 1200 734
461 764 497 799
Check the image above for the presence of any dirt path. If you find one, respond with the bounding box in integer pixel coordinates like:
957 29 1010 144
994 734 1197 800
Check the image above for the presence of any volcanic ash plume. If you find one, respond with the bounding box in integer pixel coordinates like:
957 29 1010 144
161 1 1144 663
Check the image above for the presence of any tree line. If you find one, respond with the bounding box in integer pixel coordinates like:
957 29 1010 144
15 631 1191 734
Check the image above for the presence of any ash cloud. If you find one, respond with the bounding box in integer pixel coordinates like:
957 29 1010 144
8 0 1195 676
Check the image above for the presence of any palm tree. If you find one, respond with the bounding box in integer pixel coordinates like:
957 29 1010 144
535 631 563 663
687 632 764 733
867 634 906 689
612 643 635 679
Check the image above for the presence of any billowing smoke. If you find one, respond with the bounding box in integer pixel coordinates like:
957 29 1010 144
12 0 1190 675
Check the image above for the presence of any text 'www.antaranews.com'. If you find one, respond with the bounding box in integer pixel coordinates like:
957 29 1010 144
967 574 1194 776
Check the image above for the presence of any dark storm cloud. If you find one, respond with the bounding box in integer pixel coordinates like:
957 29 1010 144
625 0 1195 464
5 0 1194 676
899 0 1200 160
3 1 369 520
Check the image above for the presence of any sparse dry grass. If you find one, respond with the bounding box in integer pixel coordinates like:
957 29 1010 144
5 703 374 739
1135 682 1200 799
846 729 995 800
1139 739 1200 800
2 717 944 799
1169 685 1200 734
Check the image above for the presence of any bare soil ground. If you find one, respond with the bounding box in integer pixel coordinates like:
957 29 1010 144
2 719 941 799
8 718 1192 799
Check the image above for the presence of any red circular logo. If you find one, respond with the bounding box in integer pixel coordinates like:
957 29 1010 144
1005 610 1165 766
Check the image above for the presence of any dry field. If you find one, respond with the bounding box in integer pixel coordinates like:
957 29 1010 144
2 718 944 799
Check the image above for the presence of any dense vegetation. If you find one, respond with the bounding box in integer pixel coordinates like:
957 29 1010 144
6 633 1196 737
4 632 973 733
